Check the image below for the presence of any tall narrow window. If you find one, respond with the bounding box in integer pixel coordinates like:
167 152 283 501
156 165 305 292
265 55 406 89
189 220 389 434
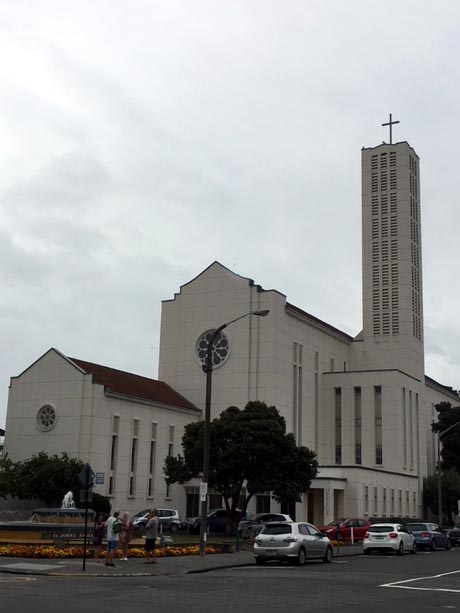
292 342 303 444
166 425 175 498
108 415 120 496
402 388 407 467
409 390 414 469
147 422 157 498
354 387 362 464
314 352 319 451
128 419 139 497
375 386 383 465
335 388 342 464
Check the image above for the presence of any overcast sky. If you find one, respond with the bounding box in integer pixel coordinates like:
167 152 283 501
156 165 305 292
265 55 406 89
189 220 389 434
1 0 460 428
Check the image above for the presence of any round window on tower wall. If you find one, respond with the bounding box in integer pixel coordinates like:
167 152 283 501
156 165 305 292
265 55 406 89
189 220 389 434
36 405 57 432
196 330 230 368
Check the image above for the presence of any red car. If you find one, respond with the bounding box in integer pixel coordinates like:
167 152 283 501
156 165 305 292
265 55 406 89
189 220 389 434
320 518 371 541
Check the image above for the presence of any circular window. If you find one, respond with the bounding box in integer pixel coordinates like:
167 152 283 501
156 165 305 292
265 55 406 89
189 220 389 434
36 405 57 432
196 330 230 368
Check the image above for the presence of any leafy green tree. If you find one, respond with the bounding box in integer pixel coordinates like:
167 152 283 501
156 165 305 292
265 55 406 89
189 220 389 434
423 467 460 525
164 401 318 531
81 492 111 515
12 452 85 506
432 402 460 471
0 454 17 499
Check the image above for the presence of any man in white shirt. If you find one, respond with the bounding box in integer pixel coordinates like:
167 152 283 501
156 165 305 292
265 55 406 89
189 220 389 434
105 509 121 567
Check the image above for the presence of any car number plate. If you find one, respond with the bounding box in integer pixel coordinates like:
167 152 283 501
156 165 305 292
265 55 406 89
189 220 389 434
266 549 278 555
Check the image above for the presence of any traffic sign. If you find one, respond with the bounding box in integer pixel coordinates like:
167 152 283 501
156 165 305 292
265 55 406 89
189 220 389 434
79 464 95 486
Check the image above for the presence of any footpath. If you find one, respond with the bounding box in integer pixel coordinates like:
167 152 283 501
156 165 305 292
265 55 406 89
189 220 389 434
0 544 362 577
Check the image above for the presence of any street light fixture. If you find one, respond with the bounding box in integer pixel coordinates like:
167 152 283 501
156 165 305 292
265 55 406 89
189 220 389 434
199 309 270 557
437 420 460 528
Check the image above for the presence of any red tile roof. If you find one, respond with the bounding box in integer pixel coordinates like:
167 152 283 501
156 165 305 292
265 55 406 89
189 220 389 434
69 358 199 412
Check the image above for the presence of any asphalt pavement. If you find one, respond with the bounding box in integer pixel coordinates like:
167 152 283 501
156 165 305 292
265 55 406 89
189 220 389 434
0 544 362 577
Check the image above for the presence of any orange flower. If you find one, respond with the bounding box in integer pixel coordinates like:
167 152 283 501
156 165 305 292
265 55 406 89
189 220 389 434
0 544 222 559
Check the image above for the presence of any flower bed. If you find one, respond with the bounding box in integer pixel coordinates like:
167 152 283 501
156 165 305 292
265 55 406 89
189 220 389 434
0 544 221 559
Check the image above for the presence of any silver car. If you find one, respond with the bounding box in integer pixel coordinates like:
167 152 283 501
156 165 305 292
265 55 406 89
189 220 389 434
239 513 293 535
133 508 182 532
363 523 416 555
254 521 333 566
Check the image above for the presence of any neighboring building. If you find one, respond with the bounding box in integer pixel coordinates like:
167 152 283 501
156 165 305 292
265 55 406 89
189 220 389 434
4 348 201 516
158 138 459 524
4 131 459 523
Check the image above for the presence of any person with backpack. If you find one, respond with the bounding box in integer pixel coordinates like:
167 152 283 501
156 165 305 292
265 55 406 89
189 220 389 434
105 509 121 567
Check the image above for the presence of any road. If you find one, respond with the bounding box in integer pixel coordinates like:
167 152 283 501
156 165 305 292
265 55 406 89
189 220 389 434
2 549 460 612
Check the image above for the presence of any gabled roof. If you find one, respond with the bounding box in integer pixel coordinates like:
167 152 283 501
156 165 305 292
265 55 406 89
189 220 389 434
69 357 199 412
425 375 460 402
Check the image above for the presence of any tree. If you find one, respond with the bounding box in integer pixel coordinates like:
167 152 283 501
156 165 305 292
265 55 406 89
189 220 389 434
423 468 460 525
432 402 460 471
0 454 16 500
164 401 318 531
11 452 85 506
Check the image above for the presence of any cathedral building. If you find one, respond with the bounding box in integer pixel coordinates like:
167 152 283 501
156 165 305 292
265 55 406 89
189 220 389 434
158 135 459 523
4 128 459 522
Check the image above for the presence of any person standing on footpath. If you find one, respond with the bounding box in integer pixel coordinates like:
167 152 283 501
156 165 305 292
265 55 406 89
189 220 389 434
105 509 121 567
93 512 106 562
143 509 159 564
119 511 133 561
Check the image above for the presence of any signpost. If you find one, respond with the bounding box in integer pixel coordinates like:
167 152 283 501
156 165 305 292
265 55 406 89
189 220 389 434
79 464 95 571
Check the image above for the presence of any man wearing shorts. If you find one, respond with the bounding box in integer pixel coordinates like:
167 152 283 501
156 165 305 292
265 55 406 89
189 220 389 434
105 509 121 567
144 509 159 564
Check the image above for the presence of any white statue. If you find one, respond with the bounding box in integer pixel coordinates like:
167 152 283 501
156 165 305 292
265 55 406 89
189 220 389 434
62 491 75 509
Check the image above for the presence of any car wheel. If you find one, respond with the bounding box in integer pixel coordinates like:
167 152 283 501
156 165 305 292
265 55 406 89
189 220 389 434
170 523 179 533
255 557 267 566
410 542 417 554
445 540 452 551
323 546 333 563
364 549 371 555
295 547 306 566
430 539 436 551
397 542 404 556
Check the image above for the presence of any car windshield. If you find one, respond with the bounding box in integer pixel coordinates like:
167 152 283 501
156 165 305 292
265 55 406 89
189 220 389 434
369 525 395 533
262 524 292 535
134 510 150 518
326 518 347 526
406 524 426 531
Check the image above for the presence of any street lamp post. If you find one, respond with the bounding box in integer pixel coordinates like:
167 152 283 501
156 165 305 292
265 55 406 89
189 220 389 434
198 309 269 557
437 420 460 528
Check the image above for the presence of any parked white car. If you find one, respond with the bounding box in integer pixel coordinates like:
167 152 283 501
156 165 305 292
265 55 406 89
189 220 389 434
363 523 416 555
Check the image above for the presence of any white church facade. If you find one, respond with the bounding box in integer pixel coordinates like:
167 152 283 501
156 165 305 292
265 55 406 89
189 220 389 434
157 138 459 524
4 134 459 523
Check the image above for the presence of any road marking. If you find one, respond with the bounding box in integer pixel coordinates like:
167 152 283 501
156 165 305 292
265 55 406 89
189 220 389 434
381 569 460 593
0 577 37 582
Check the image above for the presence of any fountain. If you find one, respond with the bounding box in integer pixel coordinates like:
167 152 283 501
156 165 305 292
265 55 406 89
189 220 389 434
0 492 96 545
